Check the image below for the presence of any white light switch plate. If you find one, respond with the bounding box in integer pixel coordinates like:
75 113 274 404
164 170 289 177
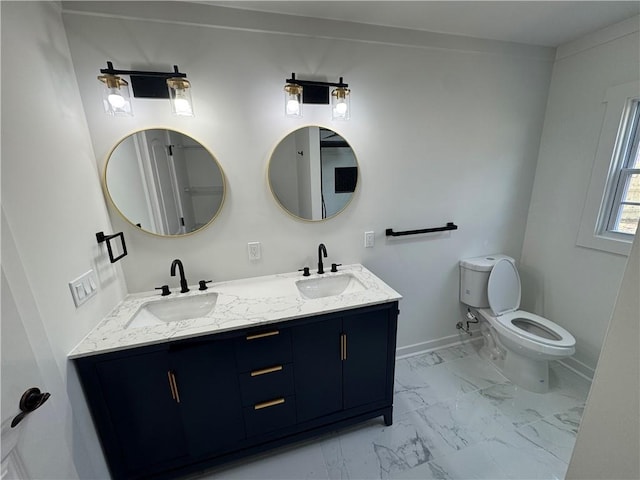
248 242 261 260
69 270 98 307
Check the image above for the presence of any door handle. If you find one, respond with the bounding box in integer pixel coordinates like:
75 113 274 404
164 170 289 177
11 387 51 428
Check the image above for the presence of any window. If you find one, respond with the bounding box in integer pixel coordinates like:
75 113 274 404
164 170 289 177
600 98 640 237
577 81 640 256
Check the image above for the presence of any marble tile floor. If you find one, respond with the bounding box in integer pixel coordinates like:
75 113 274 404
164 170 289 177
196 342 591 480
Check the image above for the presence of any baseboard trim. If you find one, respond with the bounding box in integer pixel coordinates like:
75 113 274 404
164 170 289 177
557 356 595 382
396 335 596 384
395 330 482 360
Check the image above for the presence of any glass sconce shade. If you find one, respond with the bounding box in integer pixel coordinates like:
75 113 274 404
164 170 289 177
98 74 133 116
284 83 303 118
331 86 350 121
167 77 194 117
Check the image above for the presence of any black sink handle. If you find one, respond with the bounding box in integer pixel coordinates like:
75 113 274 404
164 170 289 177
298 267 310 277
155 285 171 296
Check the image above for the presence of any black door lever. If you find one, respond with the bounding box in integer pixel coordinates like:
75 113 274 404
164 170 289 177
11 387 51 428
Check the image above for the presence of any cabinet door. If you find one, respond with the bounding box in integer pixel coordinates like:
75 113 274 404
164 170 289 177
170 339 245 458
95 350 189 476
292 317 343 422
342 307 391 410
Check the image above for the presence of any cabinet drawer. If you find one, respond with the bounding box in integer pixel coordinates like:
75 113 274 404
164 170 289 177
238 364 294 406
235 328 292 372
243 395 296 437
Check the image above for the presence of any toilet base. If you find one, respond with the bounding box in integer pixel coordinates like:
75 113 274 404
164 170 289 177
504 350 549 393
475 318 550 393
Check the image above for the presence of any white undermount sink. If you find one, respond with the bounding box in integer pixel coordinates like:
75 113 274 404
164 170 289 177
296 273 366 299
126 292 218 328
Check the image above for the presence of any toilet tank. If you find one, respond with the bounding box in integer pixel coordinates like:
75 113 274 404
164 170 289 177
459 254 513 307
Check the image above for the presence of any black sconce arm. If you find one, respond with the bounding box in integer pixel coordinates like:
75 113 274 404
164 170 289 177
100 61 187 79
286 72 348 89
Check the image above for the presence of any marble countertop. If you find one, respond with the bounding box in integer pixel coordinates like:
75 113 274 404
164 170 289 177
68 264 402 359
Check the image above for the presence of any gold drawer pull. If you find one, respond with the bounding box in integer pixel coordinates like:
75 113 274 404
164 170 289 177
340 333 347 361
246 330 279 341
254 398 285 410
251 365 283 377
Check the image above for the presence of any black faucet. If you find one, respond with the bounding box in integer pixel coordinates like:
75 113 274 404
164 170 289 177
170 259 189 293
317 243 328 274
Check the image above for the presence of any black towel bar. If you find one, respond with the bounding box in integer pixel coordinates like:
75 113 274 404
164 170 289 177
96 231 127 263
385 222 458 237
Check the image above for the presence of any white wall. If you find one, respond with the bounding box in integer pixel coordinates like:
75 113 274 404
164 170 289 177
1 2 127 478
61 1 554 353
566 226 639 479
520 17 640 372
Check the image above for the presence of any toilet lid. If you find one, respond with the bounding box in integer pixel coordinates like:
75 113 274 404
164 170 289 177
487 258 521 316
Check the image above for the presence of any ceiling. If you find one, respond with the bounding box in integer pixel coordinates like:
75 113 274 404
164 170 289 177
203 1 640 47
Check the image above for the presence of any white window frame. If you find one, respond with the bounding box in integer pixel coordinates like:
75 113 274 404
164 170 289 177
577 81 640 256
601 98 640 237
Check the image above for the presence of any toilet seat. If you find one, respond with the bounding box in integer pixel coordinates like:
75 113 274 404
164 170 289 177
496 310 575 348
485 258 575 353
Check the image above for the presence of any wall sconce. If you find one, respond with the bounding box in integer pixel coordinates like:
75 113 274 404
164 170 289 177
284 81 303 118
331 85 351 121
97 73 132 116
166 77 194 116
283 73 350 120
98 61 194 117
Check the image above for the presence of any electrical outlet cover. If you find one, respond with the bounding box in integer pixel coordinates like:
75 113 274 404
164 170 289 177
248 242 261 260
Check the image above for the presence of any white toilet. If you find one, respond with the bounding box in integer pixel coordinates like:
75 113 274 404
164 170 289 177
459 254 575 393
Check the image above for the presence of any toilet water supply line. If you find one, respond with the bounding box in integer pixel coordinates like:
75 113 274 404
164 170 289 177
457 309 479 335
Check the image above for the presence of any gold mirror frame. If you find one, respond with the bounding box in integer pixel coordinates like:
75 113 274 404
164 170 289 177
268 126 359 221
103 128 226 237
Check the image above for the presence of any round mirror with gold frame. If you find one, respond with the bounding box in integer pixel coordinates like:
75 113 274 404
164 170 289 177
104 129 226 236
268 126 358 221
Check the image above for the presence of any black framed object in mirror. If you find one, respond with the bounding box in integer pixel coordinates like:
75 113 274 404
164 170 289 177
104 129 226 236
268 126 358 221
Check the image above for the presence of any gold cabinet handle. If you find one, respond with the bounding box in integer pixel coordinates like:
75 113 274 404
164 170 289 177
251 365 283 377
168 371 181 403
340 333 347 361
167 371 176 401
246 330 279 341
344 333 347 360
254 398 285 410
